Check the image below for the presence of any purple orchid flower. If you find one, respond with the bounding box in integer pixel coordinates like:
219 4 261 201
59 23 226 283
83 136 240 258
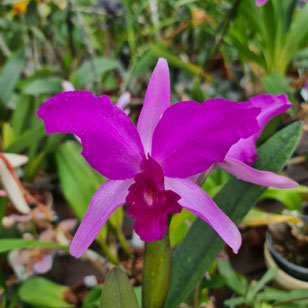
216 95 298 188
38 58 288 258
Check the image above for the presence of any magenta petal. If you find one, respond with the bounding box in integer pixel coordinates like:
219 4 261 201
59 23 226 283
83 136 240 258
70 179 133 258
37 91 144 180
227 94 292 165
219 158 298 189
256 0 268 6
137 58 170 154
151 99 260 178
165 177 241 253
245 95 291 132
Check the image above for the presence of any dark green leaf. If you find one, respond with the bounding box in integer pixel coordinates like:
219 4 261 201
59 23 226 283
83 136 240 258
164 122 302 308
0 49 25 106
100 267 139 308
0 197 8 236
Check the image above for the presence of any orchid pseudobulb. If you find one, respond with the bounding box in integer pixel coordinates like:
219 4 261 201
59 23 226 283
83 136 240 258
37 58 296 258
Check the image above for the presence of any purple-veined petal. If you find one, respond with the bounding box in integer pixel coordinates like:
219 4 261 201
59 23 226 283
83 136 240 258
137 58 170 154
227 94 292 165
151 99 260 178
165 177 241 253
70 179 133 258
218 158 298 189
37 91 144 180
256 0 268 6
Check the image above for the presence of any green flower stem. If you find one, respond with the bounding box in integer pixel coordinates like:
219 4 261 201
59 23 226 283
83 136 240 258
142 229 171 308
115 227 132 258
96 234 120 265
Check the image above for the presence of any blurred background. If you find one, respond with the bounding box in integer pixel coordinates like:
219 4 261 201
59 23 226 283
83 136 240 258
0 0 308 307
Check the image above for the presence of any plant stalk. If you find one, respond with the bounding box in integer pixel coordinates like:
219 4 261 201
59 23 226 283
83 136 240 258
142 229 171 308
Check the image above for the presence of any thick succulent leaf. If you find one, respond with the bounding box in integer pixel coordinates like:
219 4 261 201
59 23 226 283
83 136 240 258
100 267 139 308
164 122 302 308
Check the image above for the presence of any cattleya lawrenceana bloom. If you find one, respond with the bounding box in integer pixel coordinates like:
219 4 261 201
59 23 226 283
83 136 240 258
37 58 296 258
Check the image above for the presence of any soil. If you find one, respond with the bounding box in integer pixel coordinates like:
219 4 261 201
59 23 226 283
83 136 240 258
270 222 308 268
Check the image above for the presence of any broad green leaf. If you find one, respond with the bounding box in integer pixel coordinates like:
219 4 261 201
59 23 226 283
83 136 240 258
0 239 68 253
260 186 308 211
217 258 248 296
19 277 72 308
164 122 302 308
100 267 139 308
0 49 25 106
24 77 63 95
56 141 105 220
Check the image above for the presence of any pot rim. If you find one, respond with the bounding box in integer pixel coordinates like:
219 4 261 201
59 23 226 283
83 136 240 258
266 229 308 279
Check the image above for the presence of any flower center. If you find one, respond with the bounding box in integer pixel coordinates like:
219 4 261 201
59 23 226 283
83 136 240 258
125 156 182 241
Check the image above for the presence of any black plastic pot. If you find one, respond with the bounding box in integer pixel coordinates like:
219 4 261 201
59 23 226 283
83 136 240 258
266 230 308 282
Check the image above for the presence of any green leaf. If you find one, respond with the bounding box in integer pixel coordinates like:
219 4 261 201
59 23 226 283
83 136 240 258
0 239 68 253
19 277 72 308
0 49 25 106
164 122 302 308
169 209 196 247
56 141 105 220
24 77 63 95
6 126 45 153
150 44 209 78
0 197 8 236
261 186 308 210
261 72 294 100
258 288 308 304
246 267 278 301
100 267 139 308
224 296 246 307
217 258 248 296
12 95 34 137
73 58 120 89
82 285 103 308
